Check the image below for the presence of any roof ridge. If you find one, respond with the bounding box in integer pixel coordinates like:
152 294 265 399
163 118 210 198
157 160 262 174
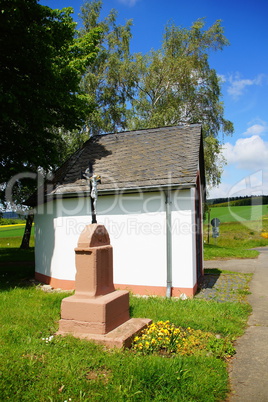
25 124 204 206
83 123 201 141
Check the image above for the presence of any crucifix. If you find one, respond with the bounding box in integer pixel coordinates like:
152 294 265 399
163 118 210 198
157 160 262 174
83 163 101 224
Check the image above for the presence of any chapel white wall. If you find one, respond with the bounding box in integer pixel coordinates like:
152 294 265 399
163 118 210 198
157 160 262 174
35 188 196 290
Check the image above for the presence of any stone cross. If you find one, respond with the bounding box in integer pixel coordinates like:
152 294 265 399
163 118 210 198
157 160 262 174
90 174 101 216
83 167 101 224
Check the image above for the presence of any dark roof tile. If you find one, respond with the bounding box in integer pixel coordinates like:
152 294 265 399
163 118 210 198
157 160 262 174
26 124 203 205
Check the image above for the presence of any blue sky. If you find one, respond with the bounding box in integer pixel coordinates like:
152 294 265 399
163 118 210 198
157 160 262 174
41 0 268 199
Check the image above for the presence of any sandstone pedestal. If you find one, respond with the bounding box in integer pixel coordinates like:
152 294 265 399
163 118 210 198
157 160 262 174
58 224 151 348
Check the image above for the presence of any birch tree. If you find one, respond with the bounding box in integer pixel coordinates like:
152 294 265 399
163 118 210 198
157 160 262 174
127 19 233 186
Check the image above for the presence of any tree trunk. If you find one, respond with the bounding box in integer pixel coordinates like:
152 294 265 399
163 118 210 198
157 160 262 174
20 214 34 249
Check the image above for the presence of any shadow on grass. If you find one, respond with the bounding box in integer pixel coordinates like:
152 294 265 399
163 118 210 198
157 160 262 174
0 247 35 291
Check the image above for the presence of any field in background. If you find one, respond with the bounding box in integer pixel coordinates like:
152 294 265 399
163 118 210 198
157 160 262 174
205 204 268 223
0 224 35 262
204 204 268 260
0 223 35 249
0 224 26 238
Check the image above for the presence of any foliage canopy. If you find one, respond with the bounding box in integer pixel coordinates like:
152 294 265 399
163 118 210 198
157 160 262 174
0 0 101 185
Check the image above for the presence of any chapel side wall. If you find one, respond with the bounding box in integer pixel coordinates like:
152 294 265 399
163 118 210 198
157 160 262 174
34 193 167 288
34 189 197 294
99 191 168 288
35 198 92 283
35 202 57 280
191 187 197 288
170 189 196 290
198 161 205 277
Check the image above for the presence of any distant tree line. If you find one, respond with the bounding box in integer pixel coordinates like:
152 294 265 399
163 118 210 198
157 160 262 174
208 195 268 207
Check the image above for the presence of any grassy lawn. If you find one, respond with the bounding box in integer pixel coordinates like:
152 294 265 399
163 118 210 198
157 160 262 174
0 250 251 401
0 224 26 238
0 223 35 264
0 223 35 248
205 204 268 223
0 281 250 401
0 207 266 400
204 209 268 260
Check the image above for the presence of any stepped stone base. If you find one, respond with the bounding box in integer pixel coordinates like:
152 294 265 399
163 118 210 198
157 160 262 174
59 290 130 335
57 317 152 348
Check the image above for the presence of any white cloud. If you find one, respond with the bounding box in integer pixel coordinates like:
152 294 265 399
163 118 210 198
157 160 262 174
226 73 266 99
208 134 268 199
223 135 268 170
243 123 268 136
117 0 139 6
227 170 264 197
207 182 233 199
208 169 268 199
228 78 254 97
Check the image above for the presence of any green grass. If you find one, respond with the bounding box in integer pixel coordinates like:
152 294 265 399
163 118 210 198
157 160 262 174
1 206 264 399
204 244 259 260
205 204 268 223
0 236 35 249
130 295 250 338
0 250 35 288
0 254 251 401
0 224 35 249
0 232 35 286
204 211 268 260
0 247 35 262
0 225 26 238
0 288 247 401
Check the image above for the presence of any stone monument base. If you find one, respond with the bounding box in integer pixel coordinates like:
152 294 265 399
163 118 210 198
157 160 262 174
57 224 151 348
57 317 151 349
59 290 130 335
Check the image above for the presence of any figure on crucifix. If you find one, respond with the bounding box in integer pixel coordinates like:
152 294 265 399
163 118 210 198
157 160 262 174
90 174 101 215
83 167 101 223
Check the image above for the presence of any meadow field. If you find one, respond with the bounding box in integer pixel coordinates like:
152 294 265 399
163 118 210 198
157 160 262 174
0 223 35 264
204 203 268 259
205 204 268 224
0 224 27 238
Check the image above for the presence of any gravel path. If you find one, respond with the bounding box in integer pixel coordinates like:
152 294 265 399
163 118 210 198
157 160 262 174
195 270 251 302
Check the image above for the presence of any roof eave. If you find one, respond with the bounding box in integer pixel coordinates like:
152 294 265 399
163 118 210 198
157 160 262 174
98 182 197 195
41 182 197 205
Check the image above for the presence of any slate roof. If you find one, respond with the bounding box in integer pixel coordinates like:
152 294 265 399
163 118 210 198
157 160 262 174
27 124 204 205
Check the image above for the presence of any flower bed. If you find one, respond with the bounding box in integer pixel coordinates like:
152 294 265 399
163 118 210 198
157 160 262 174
132 320 235 359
